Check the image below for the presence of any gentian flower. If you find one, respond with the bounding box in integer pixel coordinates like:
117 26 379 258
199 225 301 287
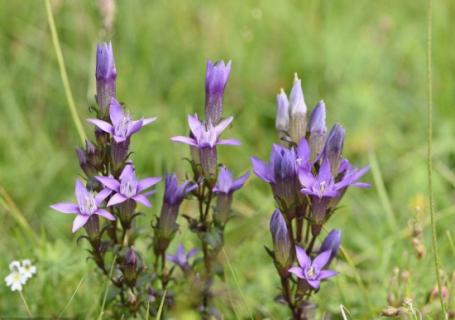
288 74 308 143
288 246 337 290
88 98 156 144
213 166 249 224
96 164 161 208
308 101 327 162
275 89 289 133
205 60 232 124
251 144 298 211
319 229 341 264
4 261 27 292
158 174 197 239
321 124 345 175
167 244 198 272
96 42 117 113
171 114 240 177
269 209 292 271
51 179 115 233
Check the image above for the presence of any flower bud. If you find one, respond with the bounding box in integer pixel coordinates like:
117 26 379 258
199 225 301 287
275 89 289 132
288 74 307 143
308 101 327 162
111 139 130 169
123 247 139 285
323 123 345 175
270 209 292 270
215 193 233 225
96 42 117 115
76 140 100 177
319 229 341 264
205 60 231 125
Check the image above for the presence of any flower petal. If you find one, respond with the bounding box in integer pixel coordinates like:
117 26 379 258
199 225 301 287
95 209 116 221
138 177 161 192
318 269 338 280
107 193 127 206
133 194 152 207
307 279 320 289
188 114 202 137
112 135 127 143
96 176 120 192
87 119 113 134
231 171 250 192
109 98 124 126
214 116 233 136
127 120 143 136
295 246 311 268
187 248 198 258
142 117 157 126
72 215 90 233
217 139 241 146
170 136 198 146
50 202 79 214
312 250 332 270
251 157 274 183
288 267 305 279
95 188 112 205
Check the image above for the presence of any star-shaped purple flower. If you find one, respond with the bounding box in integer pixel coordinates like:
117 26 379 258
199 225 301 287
213 166 250 195
288 246 337 290
166 244 198 271
51 180 115 233
88 98 156 143
171 114 240 148
96 164 161 207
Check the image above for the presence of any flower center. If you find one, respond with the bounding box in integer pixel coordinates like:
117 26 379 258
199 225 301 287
115 114 132 138
79 193 97 215
318 181 326 197
120 177 137 198
306 266 316 279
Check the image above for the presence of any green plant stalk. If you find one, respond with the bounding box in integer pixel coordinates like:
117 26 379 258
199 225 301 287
45 0 87 144
19 291 32 318
426 0 446 316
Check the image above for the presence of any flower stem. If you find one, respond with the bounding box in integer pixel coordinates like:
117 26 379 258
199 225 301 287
19 291 32 318
426 0 447 316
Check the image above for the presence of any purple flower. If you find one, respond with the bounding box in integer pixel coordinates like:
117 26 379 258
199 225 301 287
308 101 327 162
96 42 117 113
251 144 298 210
205 60 232 124
275 89 289 132
158 174 197 238
270 209 292 269
171 114 239 177
51 180 115 233
167 244 198 271
321 124 345 174
288 74 308 143
213 166 249 224
88 98 156 143
319 229 341 264
96 164 161 207
289 246 337 290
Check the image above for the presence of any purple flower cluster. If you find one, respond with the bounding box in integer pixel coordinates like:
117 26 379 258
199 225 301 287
255 74 369 317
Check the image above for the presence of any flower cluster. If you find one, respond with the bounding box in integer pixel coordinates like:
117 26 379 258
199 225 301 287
4 260 37 292
253 74 369 318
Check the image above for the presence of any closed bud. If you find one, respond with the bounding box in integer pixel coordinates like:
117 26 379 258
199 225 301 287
319 229 341 264
95 42 117 115
123 247 139 285
275 89 289 132
288 74 307 143
308 101 327 161
323 123 345 175
270 209 292 270
76 140 101 177
205 60 231 124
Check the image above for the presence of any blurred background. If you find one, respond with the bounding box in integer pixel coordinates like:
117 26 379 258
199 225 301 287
0 0 454 318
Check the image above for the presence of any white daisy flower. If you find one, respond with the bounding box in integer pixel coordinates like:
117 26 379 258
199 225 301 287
5 261 27 292
21 260 37 280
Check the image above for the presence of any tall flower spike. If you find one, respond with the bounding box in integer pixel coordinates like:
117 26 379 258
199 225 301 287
288 74 307 143
158 174 197 240
308 101 327 162
171 114 240 178
51 180 115 233
205 60 232 125
213 166 250 225
96 164 161 208
96 42 117 114
270 209 292 272
88 98 156 143
275 89 289 133
288 246 337 290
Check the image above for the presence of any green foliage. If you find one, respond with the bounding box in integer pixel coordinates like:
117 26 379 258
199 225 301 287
0 0 455 318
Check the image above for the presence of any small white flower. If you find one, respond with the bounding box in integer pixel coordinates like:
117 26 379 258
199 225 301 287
5 269 27 292
21 260 37 280
9 260 21 271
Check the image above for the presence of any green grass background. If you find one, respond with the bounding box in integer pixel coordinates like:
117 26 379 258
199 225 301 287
1 0 455 318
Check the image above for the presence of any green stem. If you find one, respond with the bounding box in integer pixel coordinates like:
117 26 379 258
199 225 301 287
426 0 446 316
19 291 32 318
45 0 87 143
